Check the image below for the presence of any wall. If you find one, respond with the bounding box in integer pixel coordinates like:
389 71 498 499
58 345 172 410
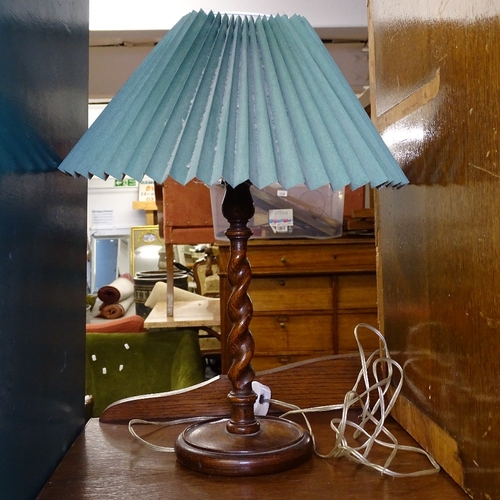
88 0 369 102
89 0 368 35
371 1 500 498
0 1 89 498
87 104 146 238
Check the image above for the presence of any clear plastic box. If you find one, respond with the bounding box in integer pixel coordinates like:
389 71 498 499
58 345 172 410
210 182 344 240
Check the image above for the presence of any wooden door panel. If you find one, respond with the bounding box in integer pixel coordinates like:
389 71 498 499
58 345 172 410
337 274 377 309
251 314 335 353
371 1 500 497
248 276 333 311
337 313 379 353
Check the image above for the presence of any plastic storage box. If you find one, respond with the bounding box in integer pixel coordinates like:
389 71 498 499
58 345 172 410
210 182 344 240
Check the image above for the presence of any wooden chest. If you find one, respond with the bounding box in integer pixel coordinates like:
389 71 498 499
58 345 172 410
217 237 377 372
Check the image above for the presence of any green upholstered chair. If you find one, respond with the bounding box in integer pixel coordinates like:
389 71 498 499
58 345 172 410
85 328 205 417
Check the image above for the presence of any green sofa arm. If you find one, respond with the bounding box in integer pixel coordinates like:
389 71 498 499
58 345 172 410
85 328 205 417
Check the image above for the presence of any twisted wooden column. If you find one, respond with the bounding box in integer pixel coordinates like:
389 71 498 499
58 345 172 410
175 181 312 476
222 182 260 434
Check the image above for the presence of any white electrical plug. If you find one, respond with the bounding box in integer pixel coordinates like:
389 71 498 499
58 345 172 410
252 381 271 416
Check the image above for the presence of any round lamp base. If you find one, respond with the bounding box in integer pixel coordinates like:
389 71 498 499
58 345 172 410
175 416 313 476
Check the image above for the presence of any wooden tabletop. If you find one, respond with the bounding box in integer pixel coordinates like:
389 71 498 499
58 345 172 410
144 299 220 329
38 412 468 499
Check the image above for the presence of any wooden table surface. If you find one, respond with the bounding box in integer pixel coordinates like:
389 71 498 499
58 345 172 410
144 299 220 329
38 412 468 499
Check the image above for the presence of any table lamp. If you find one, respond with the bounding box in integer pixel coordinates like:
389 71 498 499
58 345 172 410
59 10 408 476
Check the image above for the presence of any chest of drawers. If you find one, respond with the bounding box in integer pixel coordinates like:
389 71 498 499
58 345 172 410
217 237 378 373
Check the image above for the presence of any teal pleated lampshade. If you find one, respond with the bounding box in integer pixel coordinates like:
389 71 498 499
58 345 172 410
59 10 408 191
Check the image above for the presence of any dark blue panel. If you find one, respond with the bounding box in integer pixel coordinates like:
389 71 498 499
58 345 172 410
0 0 89 498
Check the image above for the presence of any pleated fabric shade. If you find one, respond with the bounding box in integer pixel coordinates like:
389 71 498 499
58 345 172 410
59 10 408 191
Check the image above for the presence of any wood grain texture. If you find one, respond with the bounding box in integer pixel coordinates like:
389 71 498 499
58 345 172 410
100 354 364 423
370 1 500 498
389 390 464 486
38 412 469 499
221 182 258 433
157 177 214 244
376 69 440 132
218 237 377 372
218 237 377 275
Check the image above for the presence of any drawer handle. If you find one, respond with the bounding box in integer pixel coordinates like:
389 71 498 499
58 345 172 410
278 279 286 286
280 257 287 264
276 316 289 328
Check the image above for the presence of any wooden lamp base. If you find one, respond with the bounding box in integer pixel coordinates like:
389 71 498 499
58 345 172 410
174 182 313 476
175 416 313 476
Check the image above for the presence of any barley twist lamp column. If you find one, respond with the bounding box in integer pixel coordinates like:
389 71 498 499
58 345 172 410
58 10 409 476
221 182 258 435
175 182 313 475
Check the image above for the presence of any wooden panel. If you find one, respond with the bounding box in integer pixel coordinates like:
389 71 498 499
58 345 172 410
251 314 335 352
249 276 333 311
337 273 377 309
217 238 377 372
251 354 325 372
98 355 365 423
39 353 469 500
162 177 213 227
246 243 376 274
337 313 379 353
39 415 468 500
250 316 288 351
287 315 335 351
371 1 500 498
157 177 214 244
217 238 377 276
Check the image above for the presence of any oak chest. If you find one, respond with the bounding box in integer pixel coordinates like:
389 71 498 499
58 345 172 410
217 237 378 373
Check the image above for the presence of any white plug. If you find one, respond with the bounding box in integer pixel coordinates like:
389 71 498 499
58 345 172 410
252 381 271 416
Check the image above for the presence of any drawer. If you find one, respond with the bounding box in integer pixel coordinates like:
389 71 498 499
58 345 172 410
245 244 376 274
337 312 379 353
248 276 333 311
250 314 335 352
337 273 377 310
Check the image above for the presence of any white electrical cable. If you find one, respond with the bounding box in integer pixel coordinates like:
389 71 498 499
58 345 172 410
128 416 209 452
128 323 441 477
271 323 440 477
